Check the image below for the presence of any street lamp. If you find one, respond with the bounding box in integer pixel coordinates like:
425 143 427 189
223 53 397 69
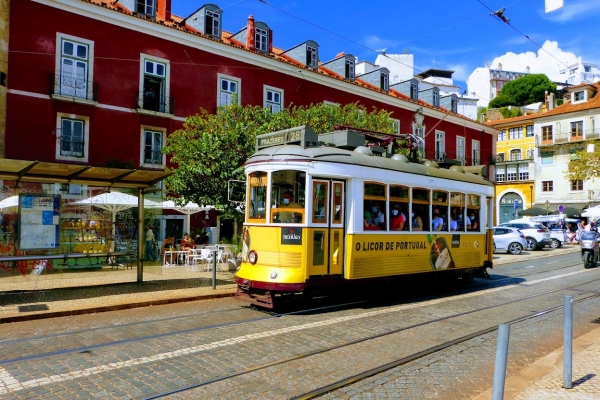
545 200 550 215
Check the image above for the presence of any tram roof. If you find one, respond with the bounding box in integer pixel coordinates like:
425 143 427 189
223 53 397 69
247 145 494 188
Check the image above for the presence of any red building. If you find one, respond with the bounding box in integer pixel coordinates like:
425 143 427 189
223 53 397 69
5 0 497 236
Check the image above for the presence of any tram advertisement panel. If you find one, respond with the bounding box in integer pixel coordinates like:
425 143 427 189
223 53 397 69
346 233 486 279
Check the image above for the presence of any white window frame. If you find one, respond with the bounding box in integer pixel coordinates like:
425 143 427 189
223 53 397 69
345 59 355 80
573 91 585 102
435 130 445 161
55 113 90 162
390 119 400 134
140 126 166 168
412 123 425 158
472 140 480 165
410 82 418 100
456 136 465 161
518 163 529 180
54 33 95 101
541 152 554 166
264 85 283 113
306 46 318 68
381 73 389 91
506 164 517 182
323 100 339 107
510 149 522 161
496 166 505 183
136 0 156 16
432 90 439 107
205 9 221 38
217 73 241 107
255 27 268 52
139 53 170 114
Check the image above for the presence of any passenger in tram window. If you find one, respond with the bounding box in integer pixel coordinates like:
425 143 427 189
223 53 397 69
449 214 458 231
467 211 479 231
390 204 406 231
411 206 424 231
432 208 444 231
364 202 385 230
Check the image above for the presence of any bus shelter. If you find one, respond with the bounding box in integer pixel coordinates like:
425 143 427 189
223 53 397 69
0 158 170 288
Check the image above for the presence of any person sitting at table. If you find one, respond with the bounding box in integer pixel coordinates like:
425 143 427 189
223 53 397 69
161 235 175 254
179 233 195 263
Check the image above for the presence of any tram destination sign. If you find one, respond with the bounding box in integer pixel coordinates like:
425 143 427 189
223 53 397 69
256 125 318 151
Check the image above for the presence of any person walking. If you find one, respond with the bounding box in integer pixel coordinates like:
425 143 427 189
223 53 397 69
145 226 158 262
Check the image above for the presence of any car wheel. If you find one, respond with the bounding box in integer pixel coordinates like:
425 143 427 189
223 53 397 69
525 237 537 251
507 242 523 255
550 239 560 249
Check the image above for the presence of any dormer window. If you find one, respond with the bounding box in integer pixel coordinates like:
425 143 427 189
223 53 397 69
136 0 156 17
307 46 318 68
381 72 389 91
433 91 439 107
205 9 221 38
451 98 457 113
256 27 268 52
410 82 418 100
574 91 585 102
345 59 355 80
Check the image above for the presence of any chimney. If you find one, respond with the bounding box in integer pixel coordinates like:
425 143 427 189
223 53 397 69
498 63 502 71
268 29 273 53
526 66 530 74
246 15 256 51
548 92 555 110
485 62 489 68
544 90 548 110
156 0 172 21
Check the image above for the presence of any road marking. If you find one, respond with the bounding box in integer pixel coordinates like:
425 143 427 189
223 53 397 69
0 367 25 394
1 268 595 393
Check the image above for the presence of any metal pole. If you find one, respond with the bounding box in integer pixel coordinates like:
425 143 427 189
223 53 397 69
564 295 573 389
212 247 217 290
137 189 144 283
492 324 510 400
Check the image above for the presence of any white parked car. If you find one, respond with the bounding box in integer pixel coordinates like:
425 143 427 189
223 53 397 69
493 226 527 255
499 220 552 251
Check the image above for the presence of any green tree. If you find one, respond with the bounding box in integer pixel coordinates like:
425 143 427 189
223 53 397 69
163 102 399 215
500 74 556 106
566 143 600 182
488 94 516 108
499 107 522 118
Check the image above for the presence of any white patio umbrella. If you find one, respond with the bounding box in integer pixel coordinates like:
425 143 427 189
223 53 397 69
159 200 214 234
582 205 600 218
0 196 19 212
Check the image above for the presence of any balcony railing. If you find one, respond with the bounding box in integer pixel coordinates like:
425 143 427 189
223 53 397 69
136 91 175 115
494 152 533 163
536 128 600 147
50 74 98 101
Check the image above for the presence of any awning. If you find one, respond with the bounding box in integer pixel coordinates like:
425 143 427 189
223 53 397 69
0 158 171 189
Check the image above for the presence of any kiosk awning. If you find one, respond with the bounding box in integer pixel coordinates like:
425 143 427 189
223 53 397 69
0 159 171 189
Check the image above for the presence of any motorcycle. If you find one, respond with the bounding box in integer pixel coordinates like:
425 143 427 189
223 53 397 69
580 230 599 269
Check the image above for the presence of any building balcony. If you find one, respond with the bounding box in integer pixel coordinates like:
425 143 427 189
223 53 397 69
50 74 98 103
136 91 175 115
493 152 533 164
535 129 600 147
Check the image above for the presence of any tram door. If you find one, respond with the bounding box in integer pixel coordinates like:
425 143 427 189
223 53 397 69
308 180 345 276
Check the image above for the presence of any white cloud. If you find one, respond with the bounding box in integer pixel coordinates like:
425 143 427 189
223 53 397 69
544 0 600 23
485 40 577 81
361 35 398 51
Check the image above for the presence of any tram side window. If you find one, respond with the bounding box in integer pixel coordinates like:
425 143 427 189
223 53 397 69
389 185 409 231
450 193 466 231
312 181 328 223
411 188 429 231
432 191 449 231
271 170 306 223
467 194 480 231
248 171 267 222
364 182 386 231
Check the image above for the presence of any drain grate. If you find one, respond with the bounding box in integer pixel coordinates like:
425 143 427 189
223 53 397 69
18 304 49 312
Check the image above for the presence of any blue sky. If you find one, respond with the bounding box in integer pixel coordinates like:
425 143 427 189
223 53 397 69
171 0 600 100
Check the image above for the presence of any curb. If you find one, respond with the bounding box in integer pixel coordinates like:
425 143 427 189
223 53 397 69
0 291 236 324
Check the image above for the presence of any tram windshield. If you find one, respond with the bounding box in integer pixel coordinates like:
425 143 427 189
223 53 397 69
248 171 267 221
270 170 306 223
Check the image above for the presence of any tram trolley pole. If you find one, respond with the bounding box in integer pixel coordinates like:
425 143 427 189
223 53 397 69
564 295 573 389
492 323 510 400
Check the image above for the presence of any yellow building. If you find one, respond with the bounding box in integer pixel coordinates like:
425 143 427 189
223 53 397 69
486 114 537 224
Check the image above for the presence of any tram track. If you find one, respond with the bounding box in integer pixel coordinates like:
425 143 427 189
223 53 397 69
139 275 600 400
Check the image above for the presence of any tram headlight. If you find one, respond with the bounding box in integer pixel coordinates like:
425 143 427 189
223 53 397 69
248 250 258 265
270 272 278 279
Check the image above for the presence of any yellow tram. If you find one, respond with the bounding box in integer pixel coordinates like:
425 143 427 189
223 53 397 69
235 126 495 308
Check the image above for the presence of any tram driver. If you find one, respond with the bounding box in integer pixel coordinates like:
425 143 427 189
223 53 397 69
278 191 303 223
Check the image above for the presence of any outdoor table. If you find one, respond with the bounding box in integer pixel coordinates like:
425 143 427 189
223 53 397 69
163 250 188 266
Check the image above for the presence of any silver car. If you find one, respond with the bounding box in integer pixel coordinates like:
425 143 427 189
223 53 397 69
499 221 552 251
493 226 527 255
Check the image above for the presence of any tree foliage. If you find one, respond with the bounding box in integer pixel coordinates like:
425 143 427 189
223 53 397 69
163 103 398 216
505 74 556 106
566 143 600 182
488 94 515 108
499 107 522 118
